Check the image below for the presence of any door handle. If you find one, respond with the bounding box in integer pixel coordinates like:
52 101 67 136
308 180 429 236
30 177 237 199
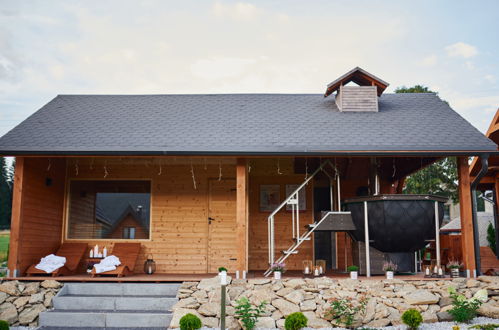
208 217 215 224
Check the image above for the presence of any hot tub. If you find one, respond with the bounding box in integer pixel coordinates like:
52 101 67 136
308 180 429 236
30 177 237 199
344 194 447 253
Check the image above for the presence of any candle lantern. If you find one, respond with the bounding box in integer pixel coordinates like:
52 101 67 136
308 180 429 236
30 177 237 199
302 260 313 275
316 260 326 275
144 254 156 275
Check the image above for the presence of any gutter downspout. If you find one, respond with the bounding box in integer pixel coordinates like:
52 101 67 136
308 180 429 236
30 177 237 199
471 154 489 276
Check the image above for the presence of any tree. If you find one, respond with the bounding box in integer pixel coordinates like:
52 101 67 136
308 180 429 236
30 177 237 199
0 157 13 229
397 85 458 202
403 157 459 203
487 222 496 256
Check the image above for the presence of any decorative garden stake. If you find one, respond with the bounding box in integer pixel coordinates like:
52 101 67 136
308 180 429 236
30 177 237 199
220 272 227 330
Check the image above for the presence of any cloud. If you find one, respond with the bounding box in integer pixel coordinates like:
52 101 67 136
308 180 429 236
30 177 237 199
445 42 478 58
212 1 261 21
485 74 496 83
419 54 437 67
190 57 258 80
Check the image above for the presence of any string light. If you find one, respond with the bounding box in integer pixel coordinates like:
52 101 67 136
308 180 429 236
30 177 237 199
191 161 197 190
277 159 282 175
218 161 222 181
305 158 309 180
104 160 109 178
204 158 207 170
75 160 79 176
158 164 162 176
392 158 396 178
90 158 94 170
46 159 51 172
248 160 251 173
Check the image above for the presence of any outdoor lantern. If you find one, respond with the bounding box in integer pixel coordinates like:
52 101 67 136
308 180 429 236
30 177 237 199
316 260 326 275
144 254 156 275
302 260 313 275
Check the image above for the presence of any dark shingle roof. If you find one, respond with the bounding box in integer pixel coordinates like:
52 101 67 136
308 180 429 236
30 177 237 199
0 93 496 155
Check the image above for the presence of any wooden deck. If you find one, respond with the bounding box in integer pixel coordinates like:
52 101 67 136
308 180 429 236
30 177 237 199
6 271 450 282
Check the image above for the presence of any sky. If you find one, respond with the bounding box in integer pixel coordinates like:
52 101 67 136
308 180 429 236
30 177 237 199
1 0 498 137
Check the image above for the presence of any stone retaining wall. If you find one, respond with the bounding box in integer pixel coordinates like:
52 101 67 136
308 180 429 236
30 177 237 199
0 280 62 327
172 276 499 329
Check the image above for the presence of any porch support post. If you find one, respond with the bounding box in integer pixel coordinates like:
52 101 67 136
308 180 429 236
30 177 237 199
7 157 25 277
363 201 370 277
494 176 499 258
236 158 248 272
457 157 476 273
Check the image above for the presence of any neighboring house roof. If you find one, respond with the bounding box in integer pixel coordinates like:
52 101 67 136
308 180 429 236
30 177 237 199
95 193 150 235
0 93 496 156
440 212 495 247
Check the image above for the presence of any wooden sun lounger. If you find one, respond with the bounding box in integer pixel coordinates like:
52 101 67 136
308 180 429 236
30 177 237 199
25 242 88 277
91 243 141 278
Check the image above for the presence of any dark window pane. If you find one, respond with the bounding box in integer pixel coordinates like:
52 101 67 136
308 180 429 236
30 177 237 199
68 181 150 239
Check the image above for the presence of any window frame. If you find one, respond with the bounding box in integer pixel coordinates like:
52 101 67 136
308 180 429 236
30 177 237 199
64 178 153 242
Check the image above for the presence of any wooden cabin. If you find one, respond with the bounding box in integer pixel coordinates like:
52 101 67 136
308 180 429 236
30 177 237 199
0 67 497 279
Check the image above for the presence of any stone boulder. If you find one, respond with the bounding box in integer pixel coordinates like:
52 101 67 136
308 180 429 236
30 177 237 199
0 302 18 324
0 281 20 296
19 303 46 325
272 298 299 316
302 311 331 328
22 282 40 296
197 302 218 317
198 276 232 291
41 280 62 289
284 290 303 305
406 289 440 305
255 316 275 328
478 302 499 318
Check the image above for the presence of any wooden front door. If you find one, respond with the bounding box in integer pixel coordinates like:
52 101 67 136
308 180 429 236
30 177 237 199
207 179 237 273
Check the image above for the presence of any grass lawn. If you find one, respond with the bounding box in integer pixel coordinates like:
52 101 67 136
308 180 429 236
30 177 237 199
0 232 9 262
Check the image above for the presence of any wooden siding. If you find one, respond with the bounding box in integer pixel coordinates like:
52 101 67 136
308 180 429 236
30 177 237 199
248 159 314 270
336 86 378 112
63 158 237 274
8 157 67 275
457 157 476 271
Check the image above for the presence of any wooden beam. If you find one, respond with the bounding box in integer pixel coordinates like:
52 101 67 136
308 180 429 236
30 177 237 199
236 158 248 272
7 157 25 276
457 157 476 271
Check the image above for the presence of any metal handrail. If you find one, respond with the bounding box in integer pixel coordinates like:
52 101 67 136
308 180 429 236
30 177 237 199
267 160 338 265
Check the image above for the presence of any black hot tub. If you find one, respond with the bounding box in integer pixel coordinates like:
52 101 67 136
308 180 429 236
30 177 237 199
344 194 447 253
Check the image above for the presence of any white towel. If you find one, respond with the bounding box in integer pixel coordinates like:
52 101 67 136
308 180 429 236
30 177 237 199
94 264 117 274
93 255 121 274
35 254 67 273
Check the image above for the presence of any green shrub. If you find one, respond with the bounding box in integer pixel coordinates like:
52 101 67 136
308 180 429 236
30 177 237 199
401 309 423 329
284 312 308 330
469 324 499 330
235 297 267 330
179 313 202 330
487 223 496 256
218 266 227 272
447 287 483 323
0 320 9 330
326 297 368 328
346 265 359 272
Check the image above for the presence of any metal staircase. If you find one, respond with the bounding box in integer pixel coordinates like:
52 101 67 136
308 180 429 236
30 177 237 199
264 160 351 277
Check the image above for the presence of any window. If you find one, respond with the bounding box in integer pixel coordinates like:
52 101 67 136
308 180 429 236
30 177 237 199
123 227 136 239
67 180 150 239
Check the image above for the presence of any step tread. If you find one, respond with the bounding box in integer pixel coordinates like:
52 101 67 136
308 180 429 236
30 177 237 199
61 294 176 298
38 328 166 330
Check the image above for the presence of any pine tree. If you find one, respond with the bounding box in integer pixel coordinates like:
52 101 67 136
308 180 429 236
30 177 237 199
0 158 12 229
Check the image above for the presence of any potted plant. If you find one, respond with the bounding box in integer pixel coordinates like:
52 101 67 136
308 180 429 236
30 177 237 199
218 266 228 284
446 260 462 278
347 265 359 279
382 261 397 279
218 266 227 275
270 262 286 280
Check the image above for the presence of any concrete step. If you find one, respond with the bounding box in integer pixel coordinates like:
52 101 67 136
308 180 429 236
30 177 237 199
64 283 180 296
39 328 166 330
39 310 172 328
53 295 177 311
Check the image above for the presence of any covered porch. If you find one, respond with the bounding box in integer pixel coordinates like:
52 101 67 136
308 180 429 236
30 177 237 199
7 154 482 280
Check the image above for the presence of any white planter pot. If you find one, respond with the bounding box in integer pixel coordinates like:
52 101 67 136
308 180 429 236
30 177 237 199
274 271 282 280
219 271 227 284
386 271 394 280
350 271 358 280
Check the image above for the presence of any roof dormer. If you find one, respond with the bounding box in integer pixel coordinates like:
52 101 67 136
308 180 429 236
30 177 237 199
324 67 389 112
